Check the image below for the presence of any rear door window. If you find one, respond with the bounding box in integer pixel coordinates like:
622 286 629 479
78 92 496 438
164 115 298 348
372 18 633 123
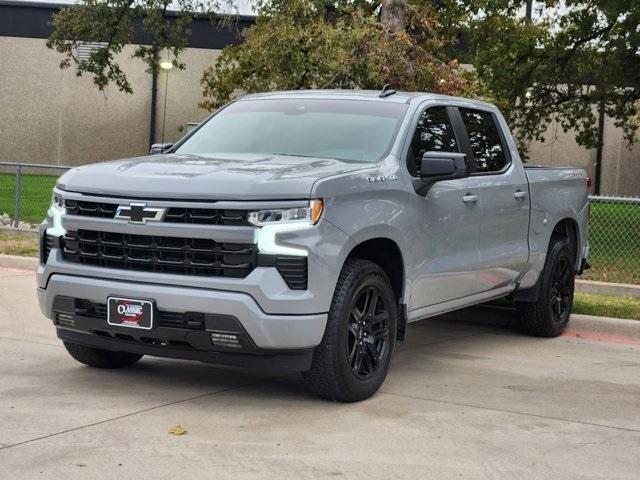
459 109 508 173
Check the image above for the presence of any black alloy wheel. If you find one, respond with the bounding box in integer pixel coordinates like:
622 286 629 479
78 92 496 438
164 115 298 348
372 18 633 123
550 251 573 324
347 285 390 380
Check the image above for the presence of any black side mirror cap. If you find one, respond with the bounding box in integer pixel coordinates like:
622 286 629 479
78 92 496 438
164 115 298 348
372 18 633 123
150 143 174 155
420 151 469 181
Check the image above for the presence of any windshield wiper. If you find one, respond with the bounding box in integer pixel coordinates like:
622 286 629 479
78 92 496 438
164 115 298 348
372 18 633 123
270 153 318 158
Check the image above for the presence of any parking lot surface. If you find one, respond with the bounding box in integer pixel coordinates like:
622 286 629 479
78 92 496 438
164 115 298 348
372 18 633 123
1 266 639 479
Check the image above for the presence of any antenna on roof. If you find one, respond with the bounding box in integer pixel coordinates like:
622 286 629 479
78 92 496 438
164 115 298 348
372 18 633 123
379 84 396 98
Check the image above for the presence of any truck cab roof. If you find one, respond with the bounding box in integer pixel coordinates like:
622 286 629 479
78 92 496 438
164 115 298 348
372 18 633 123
240 89 497 109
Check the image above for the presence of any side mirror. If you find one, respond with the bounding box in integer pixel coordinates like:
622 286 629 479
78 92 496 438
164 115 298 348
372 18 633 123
420 151 469 182
150 143 174 155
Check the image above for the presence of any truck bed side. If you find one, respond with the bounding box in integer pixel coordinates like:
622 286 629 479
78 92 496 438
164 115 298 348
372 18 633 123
522 166 589 288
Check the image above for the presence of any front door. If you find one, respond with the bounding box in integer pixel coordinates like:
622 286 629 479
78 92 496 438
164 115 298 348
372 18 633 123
406 106 486 311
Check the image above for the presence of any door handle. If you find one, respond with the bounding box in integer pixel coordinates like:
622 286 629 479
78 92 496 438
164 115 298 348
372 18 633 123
462 194 479 204
513 191 527 200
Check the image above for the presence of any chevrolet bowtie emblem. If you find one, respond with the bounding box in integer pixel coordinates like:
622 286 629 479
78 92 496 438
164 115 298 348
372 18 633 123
115 202 166 224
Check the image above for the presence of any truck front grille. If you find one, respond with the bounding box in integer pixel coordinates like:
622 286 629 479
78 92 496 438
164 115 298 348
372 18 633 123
61 229 257 278
64 200 250 226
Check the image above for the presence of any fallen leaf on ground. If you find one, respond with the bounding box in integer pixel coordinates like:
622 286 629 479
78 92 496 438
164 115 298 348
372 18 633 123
168 425 187 435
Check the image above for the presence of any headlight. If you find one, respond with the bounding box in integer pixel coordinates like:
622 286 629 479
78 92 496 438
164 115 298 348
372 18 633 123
248 199 323 227
51 193 65 213
46 191 66 237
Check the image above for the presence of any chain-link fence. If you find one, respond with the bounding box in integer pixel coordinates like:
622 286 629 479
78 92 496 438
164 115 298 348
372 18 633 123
1 162 639 284
583 195 640 285
0 162 71 228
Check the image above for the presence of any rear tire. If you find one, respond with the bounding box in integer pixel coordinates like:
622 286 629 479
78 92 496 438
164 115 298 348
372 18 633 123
516 237 575 337
64 342 143 368
302 259 397 402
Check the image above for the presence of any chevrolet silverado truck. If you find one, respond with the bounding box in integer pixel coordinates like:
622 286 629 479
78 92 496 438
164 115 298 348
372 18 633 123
38 90 590 402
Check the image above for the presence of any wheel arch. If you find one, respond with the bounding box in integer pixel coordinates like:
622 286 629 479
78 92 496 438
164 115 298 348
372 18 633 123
515 217 580 303
344 237 407 341
551 218 580 268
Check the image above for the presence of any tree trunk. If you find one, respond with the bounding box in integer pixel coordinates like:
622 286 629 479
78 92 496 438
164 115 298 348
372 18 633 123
380 0 407 31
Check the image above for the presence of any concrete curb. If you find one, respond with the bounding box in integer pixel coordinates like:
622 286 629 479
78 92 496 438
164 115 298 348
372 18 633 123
576 279 640 298
0 254 38 271
569 314 640 339
0 226 38 236
441 305 639 340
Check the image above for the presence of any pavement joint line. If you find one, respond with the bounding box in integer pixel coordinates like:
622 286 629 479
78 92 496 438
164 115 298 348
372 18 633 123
0 377 270 452
380 391 640 434
0 335 62 348
397 332 487 353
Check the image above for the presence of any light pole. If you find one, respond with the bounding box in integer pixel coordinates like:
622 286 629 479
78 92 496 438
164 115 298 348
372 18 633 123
159 60 173 146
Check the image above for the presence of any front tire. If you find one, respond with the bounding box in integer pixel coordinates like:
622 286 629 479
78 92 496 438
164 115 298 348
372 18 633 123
302 259 397 402
64 342 143 368
517 237 575 337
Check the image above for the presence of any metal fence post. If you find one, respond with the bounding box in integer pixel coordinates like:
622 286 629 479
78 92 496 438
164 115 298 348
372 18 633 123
13 163 21 228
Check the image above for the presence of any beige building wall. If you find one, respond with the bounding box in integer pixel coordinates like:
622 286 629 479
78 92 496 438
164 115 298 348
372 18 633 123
1 35 639 196
0 36 219 166
154 48 221 146
526 116 640 197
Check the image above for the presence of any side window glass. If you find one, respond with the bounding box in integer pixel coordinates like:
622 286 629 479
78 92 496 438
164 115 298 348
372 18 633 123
409 107 458 175
459 109 507 173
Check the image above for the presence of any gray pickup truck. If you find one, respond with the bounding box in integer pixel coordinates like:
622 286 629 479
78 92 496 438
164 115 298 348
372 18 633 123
38 90 590 402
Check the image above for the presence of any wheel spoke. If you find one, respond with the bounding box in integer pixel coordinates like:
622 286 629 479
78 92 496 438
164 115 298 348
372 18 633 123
370 326 388 341
363 348 376 375
351 305 364 322
352 348 364 375
371 312 387 325
347 322 359 337
365 287 378 317
554 259 562 280
348 339 358 363
365 342 379 368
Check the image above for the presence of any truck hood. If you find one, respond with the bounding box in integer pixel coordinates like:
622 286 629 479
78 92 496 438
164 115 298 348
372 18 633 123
57 153 371 200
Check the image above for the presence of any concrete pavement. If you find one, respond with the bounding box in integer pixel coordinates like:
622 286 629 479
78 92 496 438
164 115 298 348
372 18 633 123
1 267 639 479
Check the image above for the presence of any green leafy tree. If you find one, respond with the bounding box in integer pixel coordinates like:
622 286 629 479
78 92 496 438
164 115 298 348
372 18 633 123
47 0 480 100
453 0 640 150
47 0 640 153
47 0 229 93
200 0 480 109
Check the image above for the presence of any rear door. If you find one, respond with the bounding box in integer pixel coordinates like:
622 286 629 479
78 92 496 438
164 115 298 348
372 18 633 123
455 107 530 291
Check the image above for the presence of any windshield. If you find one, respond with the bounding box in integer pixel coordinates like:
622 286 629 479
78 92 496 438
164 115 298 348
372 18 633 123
175 98 408 162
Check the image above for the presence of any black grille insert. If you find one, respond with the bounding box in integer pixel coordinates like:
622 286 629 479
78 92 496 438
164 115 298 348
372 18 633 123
64 199 249 226
276 256 308 290
257 255 308 290
42 234 55 263
62 230 257 278
65 200 117 218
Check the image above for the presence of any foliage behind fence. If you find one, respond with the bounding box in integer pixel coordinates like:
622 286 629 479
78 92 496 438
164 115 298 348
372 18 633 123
1 162 639 285
581 196 640 285
0 162 70 226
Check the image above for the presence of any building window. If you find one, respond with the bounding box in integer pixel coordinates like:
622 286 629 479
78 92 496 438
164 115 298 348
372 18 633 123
76 42 107 63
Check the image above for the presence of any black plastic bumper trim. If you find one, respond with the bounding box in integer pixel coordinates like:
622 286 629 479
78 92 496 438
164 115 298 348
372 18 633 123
57 328 314 373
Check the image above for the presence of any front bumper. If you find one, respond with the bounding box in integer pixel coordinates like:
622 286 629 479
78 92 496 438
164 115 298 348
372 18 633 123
38 274 327 351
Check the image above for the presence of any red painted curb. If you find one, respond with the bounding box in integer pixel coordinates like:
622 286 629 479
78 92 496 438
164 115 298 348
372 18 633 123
563 329 640 346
